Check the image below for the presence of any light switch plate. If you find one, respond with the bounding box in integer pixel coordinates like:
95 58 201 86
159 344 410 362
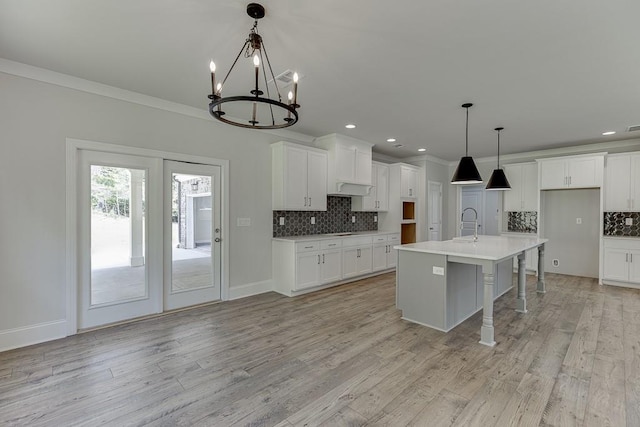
433 266 445 276
237 218 251 227
576 217 582 224
626 217 633 226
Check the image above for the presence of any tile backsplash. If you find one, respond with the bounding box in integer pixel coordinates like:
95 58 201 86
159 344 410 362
273 196 378 237
507 211 538 233
604 212 640 236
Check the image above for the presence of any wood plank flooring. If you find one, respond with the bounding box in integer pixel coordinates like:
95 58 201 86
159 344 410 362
1 272 639 426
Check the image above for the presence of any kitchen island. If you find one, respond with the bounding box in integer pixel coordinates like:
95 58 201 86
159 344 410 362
395 235 548 346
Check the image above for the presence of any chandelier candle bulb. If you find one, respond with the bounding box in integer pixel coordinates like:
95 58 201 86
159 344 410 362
209 61 216 95
253 55 260 96
287 91 293 119
293 72 299 107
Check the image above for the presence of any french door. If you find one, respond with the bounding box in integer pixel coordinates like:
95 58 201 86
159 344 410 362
78 151 222 329
164 161 221 310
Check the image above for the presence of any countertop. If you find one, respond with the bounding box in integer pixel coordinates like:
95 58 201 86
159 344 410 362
395 235 548 261
603 235 640 239
273 230 399 242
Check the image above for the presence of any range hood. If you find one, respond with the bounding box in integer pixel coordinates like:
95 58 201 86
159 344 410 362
328 182 373 196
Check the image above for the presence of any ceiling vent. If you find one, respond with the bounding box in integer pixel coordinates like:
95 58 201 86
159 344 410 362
270 70 301 86
627 125 640 133
394 144 404 148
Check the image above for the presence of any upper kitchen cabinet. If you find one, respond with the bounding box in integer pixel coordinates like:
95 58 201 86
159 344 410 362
537 154 604 190
272 141 327 211
351 161 389 212
315 134 374 196
503 162 538 212
605 153 640 211
398 164 419 199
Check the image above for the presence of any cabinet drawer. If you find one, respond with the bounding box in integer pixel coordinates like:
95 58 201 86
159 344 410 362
372 235 388 242
296 241 320 252
386 234 400 243
342 236 373 247
321 239 342 250
604 238 640 250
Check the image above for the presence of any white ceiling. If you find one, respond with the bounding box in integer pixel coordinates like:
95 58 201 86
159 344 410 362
2 0 640 160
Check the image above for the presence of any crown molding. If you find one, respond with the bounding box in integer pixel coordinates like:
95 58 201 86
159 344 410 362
0 57 314 144
403 154 450 166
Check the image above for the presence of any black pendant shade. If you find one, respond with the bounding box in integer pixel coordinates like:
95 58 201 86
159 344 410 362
452 156 483 184
486 126 511 190
452 103 483 185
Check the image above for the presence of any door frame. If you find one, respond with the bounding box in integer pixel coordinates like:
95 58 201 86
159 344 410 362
427 181 442 241
66 138 229 335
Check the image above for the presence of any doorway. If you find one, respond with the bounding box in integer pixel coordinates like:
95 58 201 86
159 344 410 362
458 185 500 237
76 148 224 330
428 181 442 241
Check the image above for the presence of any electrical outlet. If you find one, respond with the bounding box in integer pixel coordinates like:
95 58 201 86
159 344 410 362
552 259 559 267
626 217 634 226
432 266 444 276
237 218 251 227
374 215 378 223
576 218 582 224
310 216 315 225
279 217 285 226
352 216 356 223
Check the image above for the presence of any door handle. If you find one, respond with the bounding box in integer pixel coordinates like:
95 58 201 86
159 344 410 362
214 237 221 243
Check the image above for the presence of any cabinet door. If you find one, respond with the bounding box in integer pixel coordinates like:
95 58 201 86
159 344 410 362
605 156 631 211
372 243 388 271
307 150 328 211
320 249 342 283
630 156 640 211
359 163 377 211
336 144 356 182
603 248 629 282
284 145 309 210
386 244 397 268
568 157 601 188
401 167 418 198
503 165 523 211
539 159 567 190
357 246 373 275
628 250 640 283
342 247 359 278
521 163 538 211
355 148 372 184
295 251 321 290
376 164 389 211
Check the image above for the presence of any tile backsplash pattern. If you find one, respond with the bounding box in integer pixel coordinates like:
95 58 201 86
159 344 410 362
507 211 538 233
604 212 640 236
273 196 378 237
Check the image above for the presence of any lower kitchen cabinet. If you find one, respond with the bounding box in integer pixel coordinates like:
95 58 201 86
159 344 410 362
603 237 640 288
272 232 399 296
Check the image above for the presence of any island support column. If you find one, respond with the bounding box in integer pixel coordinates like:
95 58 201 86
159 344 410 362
480 263 497 347
537 243 546 293
516 252 527 313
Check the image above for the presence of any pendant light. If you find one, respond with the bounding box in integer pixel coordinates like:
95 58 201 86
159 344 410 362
451 103 483 184
486 127 512 190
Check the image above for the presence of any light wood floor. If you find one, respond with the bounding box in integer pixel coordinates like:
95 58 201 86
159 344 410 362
1 272 639 426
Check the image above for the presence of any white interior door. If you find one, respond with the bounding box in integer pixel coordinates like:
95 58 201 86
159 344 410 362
78 150 162 329
165 161 222 310
460 186 484 237
428 181 442 241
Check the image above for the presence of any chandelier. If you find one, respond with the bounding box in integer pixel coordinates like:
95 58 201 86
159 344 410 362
207 3 300 130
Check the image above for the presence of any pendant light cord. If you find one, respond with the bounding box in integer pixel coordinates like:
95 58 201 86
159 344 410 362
497 129 500 168
465 106 469 156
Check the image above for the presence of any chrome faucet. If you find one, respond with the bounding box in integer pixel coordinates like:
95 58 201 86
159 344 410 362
461 207 479 242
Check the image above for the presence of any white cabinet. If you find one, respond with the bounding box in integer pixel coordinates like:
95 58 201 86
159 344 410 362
400 165 418 198
352 162 389 212
605 153 640 211
603 238 640 286
372 233 400 271
315 134 374 195
342 235 373 278
293 240 343 291
538 155 604 190
503 163 538 212
272 141 327 211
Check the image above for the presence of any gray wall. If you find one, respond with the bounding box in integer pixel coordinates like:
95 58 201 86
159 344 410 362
541 189 601 278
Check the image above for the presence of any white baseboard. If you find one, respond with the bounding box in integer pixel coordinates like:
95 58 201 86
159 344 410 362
228 279 273 300
0 320 68 352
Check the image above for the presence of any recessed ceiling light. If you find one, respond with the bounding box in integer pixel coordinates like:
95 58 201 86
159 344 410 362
345 124 356 129
602 131 616 136
418 148 426 152
387 138 396 143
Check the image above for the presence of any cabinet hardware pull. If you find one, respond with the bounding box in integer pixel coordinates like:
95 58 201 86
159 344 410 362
632 253 634 263
318 255 320 264
569 176 572 185
322 254 325 264
627 253 629 262
304 197 307 206
328 243 336 246
309 197 311 206
304 246 313 249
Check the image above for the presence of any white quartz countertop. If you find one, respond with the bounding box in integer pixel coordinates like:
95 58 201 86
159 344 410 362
395 235 548 261
273 230 399 242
